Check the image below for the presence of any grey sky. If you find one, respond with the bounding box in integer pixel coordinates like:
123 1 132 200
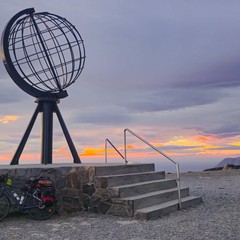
1 0 240 169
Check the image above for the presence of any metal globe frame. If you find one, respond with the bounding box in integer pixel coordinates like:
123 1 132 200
1 8 86 165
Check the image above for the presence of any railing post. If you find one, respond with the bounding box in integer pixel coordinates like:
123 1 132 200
124 129 127 164
176 163 182 209
105 139 107 163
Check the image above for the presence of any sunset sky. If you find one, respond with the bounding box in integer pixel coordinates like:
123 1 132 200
1 0 240 171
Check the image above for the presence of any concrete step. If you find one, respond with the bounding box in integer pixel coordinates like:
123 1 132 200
94 163 155 176
108 179 177 198
134 196 203 220
95 171 165 188
123 187 190 211
89 163 202 220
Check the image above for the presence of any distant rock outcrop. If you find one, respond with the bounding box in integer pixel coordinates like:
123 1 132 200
204 157 240 171
215 157 240 168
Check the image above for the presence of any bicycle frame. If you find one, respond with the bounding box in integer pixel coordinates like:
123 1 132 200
0 182 43 211
0 175 56 221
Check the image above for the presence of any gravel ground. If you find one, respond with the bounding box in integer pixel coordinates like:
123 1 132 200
0 170 240 240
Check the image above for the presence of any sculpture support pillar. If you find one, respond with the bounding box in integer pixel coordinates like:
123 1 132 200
10 98 81 165
41 100 53 164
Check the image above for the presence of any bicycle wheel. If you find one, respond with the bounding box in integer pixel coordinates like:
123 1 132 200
0 194 10 221
27 196 56 220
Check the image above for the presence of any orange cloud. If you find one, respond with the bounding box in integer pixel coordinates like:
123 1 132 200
126 145 134 149
192 135 222 143
194 136 208 142
0 115 19 124
193 136 213 142
55 146 71 158
164 137 204 147
147 135 226 157
80 147 105 156
187 145 220 152
0 154 12 161
19 153 41 160
230 142 240 147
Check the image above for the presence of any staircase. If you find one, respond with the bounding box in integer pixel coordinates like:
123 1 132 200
94 163 202 220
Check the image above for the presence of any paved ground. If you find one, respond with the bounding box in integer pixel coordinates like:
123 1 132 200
0 170 240 240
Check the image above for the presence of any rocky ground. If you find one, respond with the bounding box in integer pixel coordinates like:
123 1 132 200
0 169 240 240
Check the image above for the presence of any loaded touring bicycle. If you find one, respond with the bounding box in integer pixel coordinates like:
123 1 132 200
0 174 56 221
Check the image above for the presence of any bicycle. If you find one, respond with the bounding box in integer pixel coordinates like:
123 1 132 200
0 174 57 221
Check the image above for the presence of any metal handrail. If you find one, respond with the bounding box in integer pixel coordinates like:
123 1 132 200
124 128 182 209
105 138 126 163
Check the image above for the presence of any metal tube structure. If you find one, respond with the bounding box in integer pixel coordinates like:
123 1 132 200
1 9 86 165
105 138 125 163
11 97 81 165
105 139 108 163
124 128 182 209
10 104 40 165
176 163 182 209
124 132 128 164
55 104 81 163
41 100 53 164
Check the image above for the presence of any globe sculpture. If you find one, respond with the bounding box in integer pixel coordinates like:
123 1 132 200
1 8 86 165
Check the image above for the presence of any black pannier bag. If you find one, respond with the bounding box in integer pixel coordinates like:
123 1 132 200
24 176 56 206
24 176 52 190
36 179 53 189
41 187 55 207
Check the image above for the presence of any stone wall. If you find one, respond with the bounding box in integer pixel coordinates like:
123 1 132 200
0 163 132 216
0 164 93 213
